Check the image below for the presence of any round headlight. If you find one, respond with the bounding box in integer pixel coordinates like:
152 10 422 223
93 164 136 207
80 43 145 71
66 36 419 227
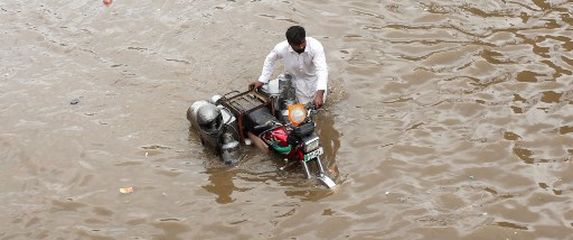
288 104 306 126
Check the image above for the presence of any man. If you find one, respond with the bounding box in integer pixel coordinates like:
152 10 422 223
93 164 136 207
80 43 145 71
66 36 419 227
250 26 328 108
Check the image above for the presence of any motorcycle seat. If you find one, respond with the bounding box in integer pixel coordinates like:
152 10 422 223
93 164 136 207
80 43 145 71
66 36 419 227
246 107 278 135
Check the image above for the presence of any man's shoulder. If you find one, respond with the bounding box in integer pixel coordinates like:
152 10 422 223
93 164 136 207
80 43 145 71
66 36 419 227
273 40 290 52
307 37 323 44
306 37 324 54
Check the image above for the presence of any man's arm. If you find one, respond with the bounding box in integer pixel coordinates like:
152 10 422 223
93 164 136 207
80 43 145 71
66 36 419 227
312 42 328 108
250 47 281 90
258 48 281 84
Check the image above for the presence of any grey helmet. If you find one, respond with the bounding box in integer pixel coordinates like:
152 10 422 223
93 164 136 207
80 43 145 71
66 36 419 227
197 104 223 134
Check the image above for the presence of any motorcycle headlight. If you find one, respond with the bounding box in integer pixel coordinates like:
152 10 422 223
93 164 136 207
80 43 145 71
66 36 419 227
303 136 320 153
288 103 306 126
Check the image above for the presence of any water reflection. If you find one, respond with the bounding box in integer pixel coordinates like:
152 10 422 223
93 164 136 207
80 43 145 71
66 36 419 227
316 109 342 179
202 168 238 204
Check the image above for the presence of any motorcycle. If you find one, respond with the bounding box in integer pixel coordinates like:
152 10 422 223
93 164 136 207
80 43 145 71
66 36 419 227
187 74 336 188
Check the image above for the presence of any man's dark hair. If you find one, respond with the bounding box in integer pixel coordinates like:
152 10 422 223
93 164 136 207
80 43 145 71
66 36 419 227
286 26 306 45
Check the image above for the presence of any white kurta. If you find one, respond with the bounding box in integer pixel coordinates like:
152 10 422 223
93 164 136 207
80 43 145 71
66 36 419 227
257 37 328 104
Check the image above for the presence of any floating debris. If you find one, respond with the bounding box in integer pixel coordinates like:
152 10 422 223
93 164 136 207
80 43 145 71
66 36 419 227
119 186 134 194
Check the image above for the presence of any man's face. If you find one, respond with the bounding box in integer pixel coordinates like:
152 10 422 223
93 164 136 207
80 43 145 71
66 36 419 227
290 40 306 54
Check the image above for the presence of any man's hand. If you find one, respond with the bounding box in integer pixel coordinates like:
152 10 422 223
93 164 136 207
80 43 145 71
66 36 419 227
313 90 325 109
249 81 264 91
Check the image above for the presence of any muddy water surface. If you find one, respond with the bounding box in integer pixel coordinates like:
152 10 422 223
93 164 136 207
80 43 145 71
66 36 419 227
1 0 573 239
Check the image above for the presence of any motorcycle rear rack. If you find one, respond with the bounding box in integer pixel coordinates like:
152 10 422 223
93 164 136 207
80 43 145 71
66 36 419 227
218 90 270 143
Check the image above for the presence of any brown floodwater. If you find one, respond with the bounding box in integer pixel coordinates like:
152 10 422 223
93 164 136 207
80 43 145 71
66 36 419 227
1 0 572 239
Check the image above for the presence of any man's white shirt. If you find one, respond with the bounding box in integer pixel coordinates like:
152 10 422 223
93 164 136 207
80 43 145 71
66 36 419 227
257 37 328 103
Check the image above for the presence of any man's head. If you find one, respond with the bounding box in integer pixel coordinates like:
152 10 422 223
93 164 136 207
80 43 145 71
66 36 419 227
286 26 306 54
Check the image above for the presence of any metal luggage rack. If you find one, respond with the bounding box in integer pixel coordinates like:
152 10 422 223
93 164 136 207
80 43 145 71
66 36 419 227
218 90 270 143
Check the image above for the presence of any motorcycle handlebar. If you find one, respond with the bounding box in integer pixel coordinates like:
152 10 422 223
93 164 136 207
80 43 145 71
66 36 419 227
304 102 316 110
304 102 320 120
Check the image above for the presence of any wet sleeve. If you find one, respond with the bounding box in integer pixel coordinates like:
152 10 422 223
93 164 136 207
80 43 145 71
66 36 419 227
257 47 281 83
313 42 328 91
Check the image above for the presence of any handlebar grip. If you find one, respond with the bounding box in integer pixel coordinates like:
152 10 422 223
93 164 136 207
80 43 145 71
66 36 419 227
305 102 316 110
